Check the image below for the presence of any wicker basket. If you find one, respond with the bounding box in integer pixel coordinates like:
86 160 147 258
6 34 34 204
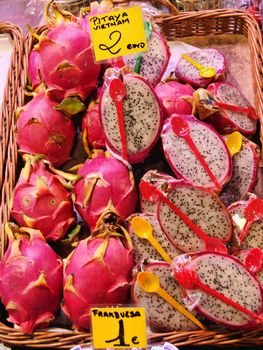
0 23 23 202
1 8 263 349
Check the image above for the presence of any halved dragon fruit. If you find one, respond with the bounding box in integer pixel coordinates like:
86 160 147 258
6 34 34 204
127 213 182 263
154 81 194 119
132 260 200 331
0 224 63 333
172 252 263 330
122 28 170 87
174 48 226 88
10 155 76 241
100 67 163 164
72 150 137 232
161 114 232 190
220 135 260 207
140 170 178 213
194 83 258 135
16 91 75 167
157 181 232 252
62 213 134 329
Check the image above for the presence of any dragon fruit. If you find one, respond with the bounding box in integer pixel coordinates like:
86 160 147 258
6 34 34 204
172 252 263 330
0 224 63 333
100 67 163 164
16 91 75 167
127 213 182 263
161 114 232 190
194 83 258 135
154 81 194 119
235 248 263 284
220 135 260 207
131 259 200 331
174 48 226 88
140 170 178 213
81 95 106 151
10 155 76 241
38 19 100 101
122 28 170 87
156 181 232 252
28 49 41 90
72 151 137 232
62 213 134 329
228 195 263 250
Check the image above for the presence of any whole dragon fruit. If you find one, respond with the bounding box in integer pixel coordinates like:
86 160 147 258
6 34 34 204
100 67 163 164
155 81 194 119
28 49 41 90
0 223 63 333
38 16 100 101
73 151 137 232
11 155 76 241
174 48 226 88
62 213 134 329
16 91 75 167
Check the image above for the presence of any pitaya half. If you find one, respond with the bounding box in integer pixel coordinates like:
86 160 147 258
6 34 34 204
72 150 137 232
100 67 163 164
11 155 76 241
122 28 170 87
154 81 194 119
131 259 200 331
194 83 258 135
172 252 263 330
220 135 260 207
0 224 63 333
174 48 226 88
16 91 75 167
62 213 134 329
127 213 182 263
38 19 100 101
161 114 232 191
157 181 232 252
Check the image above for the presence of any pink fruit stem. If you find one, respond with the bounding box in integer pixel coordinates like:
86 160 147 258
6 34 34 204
215 101 258 120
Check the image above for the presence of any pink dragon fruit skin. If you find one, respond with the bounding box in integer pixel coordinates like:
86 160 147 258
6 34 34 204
80 0 113 34
28 49 41 90
73 151 137 232
16 91 75 167
39 21 100 101
11 156 76 241
154 81 194 119
0 224 63 333
62 216 134 329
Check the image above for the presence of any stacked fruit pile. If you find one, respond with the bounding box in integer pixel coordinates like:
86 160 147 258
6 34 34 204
1 0 263 335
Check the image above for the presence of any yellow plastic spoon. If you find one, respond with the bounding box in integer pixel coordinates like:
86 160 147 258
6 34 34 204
137 271 206 330
225 131 243 157
181 53 216 78
131 217 172 263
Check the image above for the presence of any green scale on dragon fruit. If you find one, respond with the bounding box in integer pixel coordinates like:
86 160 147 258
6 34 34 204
157 180 232 252
172 252 263 330
132 260 200 331
174 48 226 88
0 224 63 334
127 212 182 264
161 114 232 191
16 91 75 167
72 151 137 233
10 156 76 241
228 196 263 250
100 67 163 164
220 136 260 207
196 82 258 136
62 213 134 330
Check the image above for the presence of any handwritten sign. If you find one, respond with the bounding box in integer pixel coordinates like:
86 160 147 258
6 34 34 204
89 6 148 62
91 307 147 348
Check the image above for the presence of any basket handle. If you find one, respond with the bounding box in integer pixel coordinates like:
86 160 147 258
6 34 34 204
112 0 179 16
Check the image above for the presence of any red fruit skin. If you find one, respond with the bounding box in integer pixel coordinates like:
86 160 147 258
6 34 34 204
0 229 63 333
28 49 41 90
16 91 75 167
39 21 100 101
